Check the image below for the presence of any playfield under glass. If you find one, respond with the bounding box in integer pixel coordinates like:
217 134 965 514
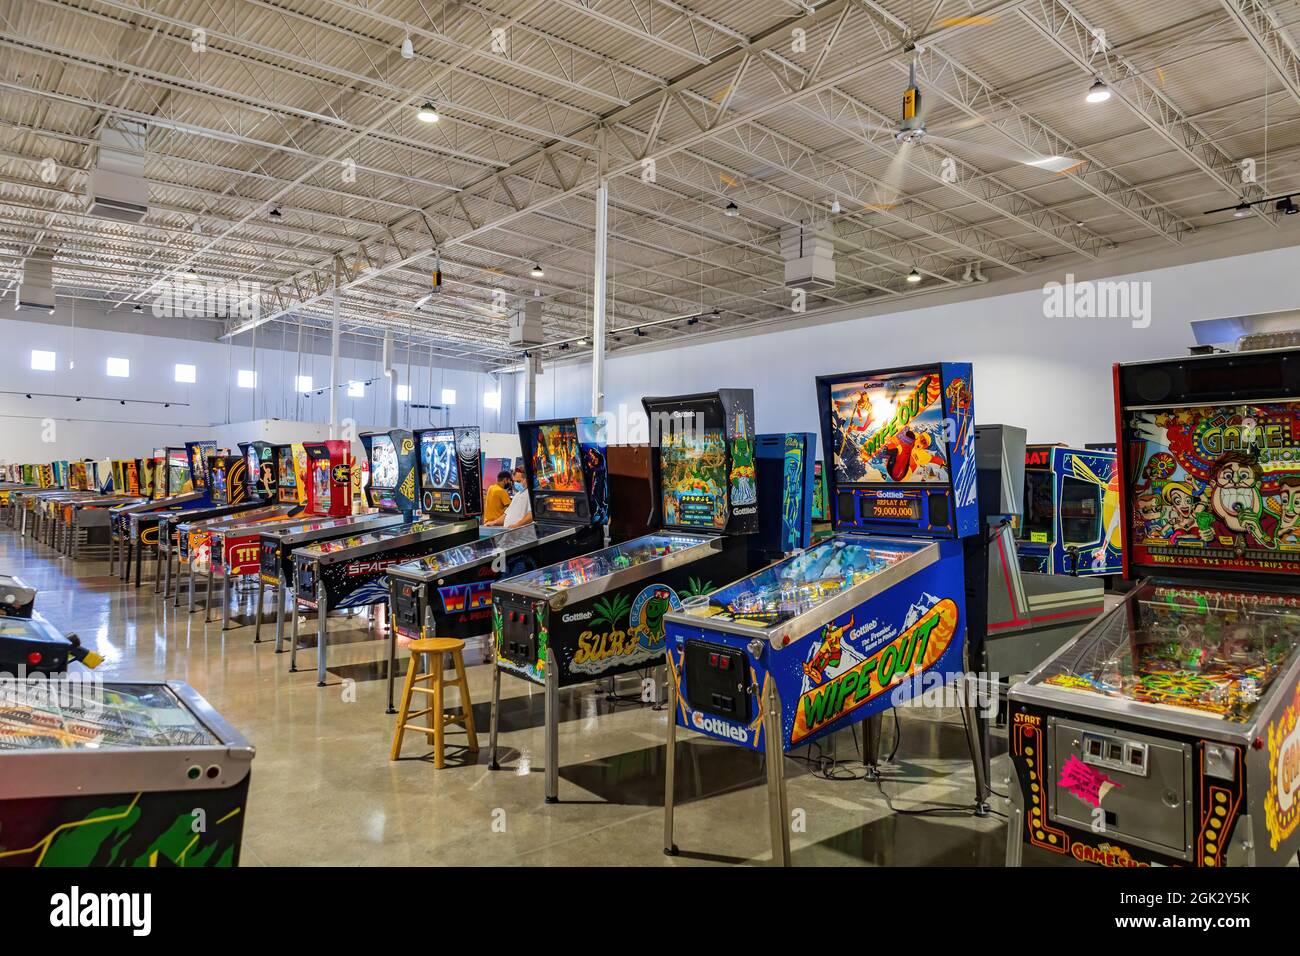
395 526 540 576
0 682 216 750
683 534 925 628
507 532 707 592
295 519 454 557
272 514 370 537
1032 582 1300 722
826 370 950 486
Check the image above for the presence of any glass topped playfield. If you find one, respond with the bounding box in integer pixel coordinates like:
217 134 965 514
1032 582 1300 722
684 534 927 629
0 682 216 750
507 533 709 593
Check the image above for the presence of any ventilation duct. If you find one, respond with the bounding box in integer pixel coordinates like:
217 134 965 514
780 225 836 291
508 299 544 346
15 251 55 314
88 121 149 223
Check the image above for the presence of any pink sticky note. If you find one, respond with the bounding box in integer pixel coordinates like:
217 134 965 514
1058 754 1122 808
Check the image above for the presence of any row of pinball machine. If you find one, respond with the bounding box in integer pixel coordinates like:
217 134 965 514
1 349 1299 869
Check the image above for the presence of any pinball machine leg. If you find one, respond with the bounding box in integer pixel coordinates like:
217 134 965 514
960 684 992 817
122 539 132 583
108 525 116 574
762 679 791 867
135 541 145 588
154 540 164 593
316 582 329 686
203 565 215 622
253 577 266 643
163 543 173 600
488 663 501 770
221 569 234 631
289 596 301 672
663 659 679 856
863 713 883 772
544 649 560 803
275 583 287 653
188 562 197 613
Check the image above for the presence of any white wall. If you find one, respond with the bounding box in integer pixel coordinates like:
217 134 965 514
521 243 1300 447
0 307 515 463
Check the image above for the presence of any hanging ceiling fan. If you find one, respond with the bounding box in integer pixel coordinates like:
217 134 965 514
852 56 1082 199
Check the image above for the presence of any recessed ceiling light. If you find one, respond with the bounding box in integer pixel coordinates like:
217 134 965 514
724 201 739 217
401 35 413 59
529 263 544 278
1085 77 1111 103
906 268 922 284
417 101 440 123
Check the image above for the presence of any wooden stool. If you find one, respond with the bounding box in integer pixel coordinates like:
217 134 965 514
390 637 478 767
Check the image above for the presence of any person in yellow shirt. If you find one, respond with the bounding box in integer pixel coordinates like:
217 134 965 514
484 470 513 525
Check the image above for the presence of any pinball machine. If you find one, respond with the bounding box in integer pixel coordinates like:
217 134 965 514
1007 348 1300 868
154 448 273 599
490 391 763 803
253 440 403 649
288 428 480 685
386 419 608 713
111 442 216 582
0 575 36 618
0 679 253 868
660 364 984 865
180 445 306 627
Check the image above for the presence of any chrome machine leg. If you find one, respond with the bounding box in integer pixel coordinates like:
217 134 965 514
274 580 287 653
762 678 791 867
153 537 165 593
253 576 266 643
663 656 679 856
187 559 197 613
203 564 215 622
315 580 329 686
544 647 560 803
488 661 502 770
163 541 173 600
221 568 234 631
289 592 302 672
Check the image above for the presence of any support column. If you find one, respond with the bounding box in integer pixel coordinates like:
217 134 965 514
523 354 538 421
590 177 608 417
329 261 342 439
383 330 398 428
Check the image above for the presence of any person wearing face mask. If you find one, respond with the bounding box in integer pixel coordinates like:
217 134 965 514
483 470 513 526
502 466 533 529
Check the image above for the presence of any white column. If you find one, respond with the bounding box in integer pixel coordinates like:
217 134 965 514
329 275 341 439
590 177 608 416
383 331 398 427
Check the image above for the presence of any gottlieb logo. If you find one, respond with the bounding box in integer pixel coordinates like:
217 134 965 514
732 506 757 516
562 610 593 623
691 710 748 743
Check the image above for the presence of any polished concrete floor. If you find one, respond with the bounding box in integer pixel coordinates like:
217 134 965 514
3 526 1011 866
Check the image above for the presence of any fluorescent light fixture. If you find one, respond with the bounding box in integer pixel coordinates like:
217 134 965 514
347 380 365 397
31 350 56 372
417 101 440 123
483 391 501 411
441 388 457 405
1085 77 1111 103
106 356 130 378
396 384 411 401
295 375 313 393
174 363 196 384
237 369 257 389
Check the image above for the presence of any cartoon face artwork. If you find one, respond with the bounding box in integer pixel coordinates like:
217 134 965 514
1127 403 1300 572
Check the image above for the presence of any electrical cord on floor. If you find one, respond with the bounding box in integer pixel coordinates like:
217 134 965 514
602 668 661 709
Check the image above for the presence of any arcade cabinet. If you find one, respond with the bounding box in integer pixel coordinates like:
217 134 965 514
254 439 405 649
661 364 984 865
288 428 480 685
270 442 307 506
1008 348 1300 868
114 441 216 584
490 391 759 803
387 418 609 714
1017 444 1121 578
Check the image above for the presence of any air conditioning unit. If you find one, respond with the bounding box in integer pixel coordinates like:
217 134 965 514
15 252 55 314
780 225 836 291
508 299 544 347
88 122 149 223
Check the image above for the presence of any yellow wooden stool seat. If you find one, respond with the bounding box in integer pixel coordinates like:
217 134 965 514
390 637 478 767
